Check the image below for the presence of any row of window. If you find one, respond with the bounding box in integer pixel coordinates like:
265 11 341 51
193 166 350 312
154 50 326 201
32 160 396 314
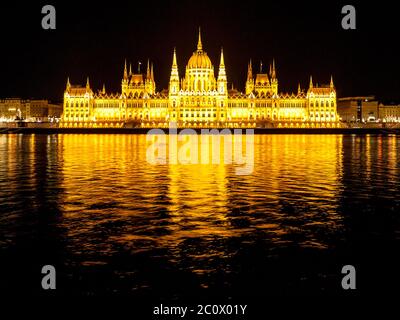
310 101 335 108
180 113 218 118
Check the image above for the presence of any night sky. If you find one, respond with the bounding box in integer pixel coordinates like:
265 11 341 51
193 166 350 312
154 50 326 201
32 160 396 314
1 1 399 103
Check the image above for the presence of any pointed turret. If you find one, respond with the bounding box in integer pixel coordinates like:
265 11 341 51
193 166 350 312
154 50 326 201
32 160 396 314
217 47 227 95
86 76 90 90
271 59 276 80
169 47 180 95
270 59 278 95
246 59 254 95
197 27 203 51
129 63 132 76
298 83 301 94
123 59 128 80
151 63 154 81
66 77 71 91
247 59 253 81
220 47 225 67
309 75 313 89
172 47 177 67
330 75 334 89
102 83 106 95
146 59 151 79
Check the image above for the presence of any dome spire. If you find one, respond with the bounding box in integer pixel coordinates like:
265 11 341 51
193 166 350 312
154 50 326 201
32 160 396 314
197 27 203 51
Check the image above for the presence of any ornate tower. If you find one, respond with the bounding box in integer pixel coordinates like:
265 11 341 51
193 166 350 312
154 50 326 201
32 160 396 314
245 59 254 95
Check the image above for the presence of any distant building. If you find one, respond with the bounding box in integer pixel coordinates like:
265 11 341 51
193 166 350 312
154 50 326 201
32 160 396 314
337 96 378 122
378 104 400 122
0 98 62 122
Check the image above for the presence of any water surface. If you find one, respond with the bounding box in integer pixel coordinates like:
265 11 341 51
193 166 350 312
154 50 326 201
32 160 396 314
0 134 399 297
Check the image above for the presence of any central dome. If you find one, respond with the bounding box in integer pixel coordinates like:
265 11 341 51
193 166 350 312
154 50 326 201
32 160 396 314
187 29 213 69
187 51 212 69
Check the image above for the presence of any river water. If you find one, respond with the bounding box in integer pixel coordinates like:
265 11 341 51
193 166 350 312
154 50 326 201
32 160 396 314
0 134 399 297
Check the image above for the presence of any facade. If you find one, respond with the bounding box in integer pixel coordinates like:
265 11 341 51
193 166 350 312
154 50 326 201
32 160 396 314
337 96 378 122
0 98 62 122
62 31 339 128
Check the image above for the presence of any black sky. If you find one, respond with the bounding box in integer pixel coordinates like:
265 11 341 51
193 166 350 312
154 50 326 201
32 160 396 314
1 1 399 103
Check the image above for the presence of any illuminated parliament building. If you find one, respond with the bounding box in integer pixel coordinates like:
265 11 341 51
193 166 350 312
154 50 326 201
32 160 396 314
62 30 339 128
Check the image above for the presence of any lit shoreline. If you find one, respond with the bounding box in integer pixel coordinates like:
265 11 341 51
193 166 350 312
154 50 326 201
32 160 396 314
1 127 400 135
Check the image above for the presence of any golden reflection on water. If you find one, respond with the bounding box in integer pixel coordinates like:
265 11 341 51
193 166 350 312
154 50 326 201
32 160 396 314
53 134 349 252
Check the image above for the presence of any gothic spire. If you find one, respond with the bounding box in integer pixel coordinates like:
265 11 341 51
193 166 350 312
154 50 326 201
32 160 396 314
172 47 177 67
271 59 276 79
220 47 225 67
146 59 151 79
123 59 128 80
247 59 253 81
